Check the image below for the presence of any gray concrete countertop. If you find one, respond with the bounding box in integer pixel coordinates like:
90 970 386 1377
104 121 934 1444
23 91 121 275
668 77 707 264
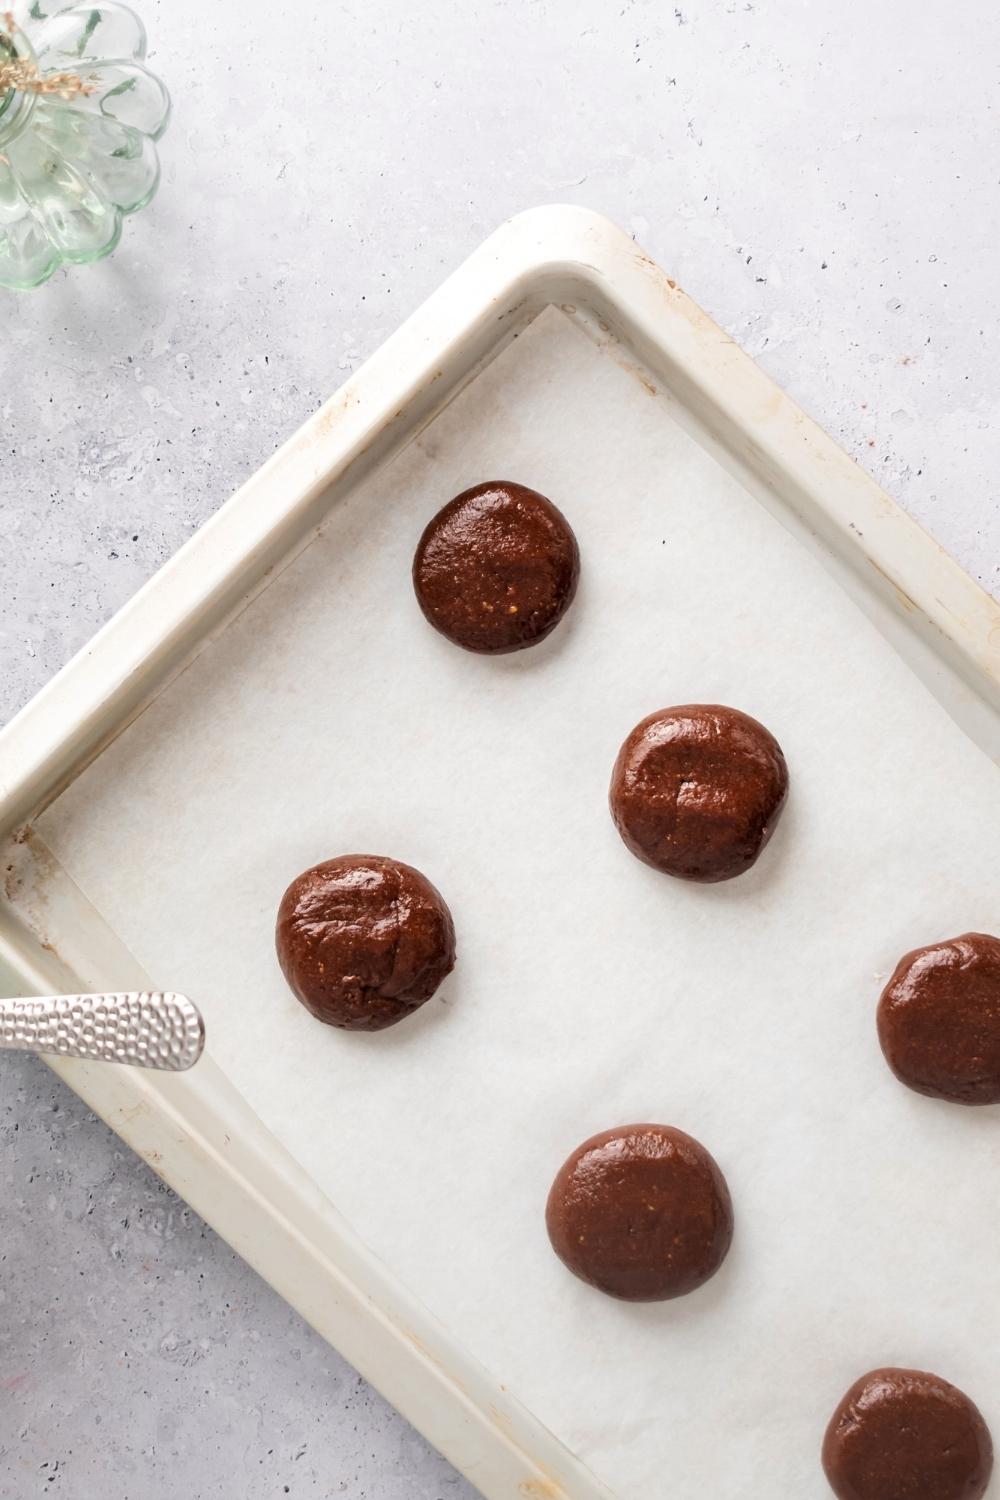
2 0 998 1494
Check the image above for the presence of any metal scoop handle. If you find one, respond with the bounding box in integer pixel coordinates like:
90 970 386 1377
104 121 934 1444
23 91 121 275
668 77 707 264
0 992 205 1071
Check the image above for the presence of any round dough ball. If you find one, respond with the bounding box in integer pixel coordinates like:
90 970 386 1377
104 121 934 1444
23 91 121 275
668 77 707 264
276 855 456 1031
412 481 580 654
609 704 788 882
545 1124 733 1301
822 1368 993 1500
877 932 1000 1104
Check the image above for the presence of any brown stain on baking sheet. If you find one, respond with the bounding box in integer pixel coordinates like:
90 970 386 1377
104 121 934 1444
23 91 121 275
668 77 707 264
403 1329 444 1369
605 351 658 399
118 1100 150 1125
483 1407 568 1499
488 1403 530 1442
4 826 55 927
867 557 917 614
579 315 659 400
633 248 681 294
399 1328 468 1396
314 388 362 439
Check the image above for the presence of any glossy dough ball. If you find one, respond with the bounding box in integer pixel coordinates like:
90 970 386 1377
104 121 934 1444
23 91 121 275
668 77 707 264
609 704 788 882
412 481 580 653
276 855 456 1031
877 932 1000 1104
545 1124 734 1301
822 1368 993 1500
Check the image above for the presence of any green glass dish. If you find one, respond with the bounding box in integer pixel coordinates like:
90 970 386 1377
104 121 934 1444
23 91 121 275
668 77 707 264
0 2 170 290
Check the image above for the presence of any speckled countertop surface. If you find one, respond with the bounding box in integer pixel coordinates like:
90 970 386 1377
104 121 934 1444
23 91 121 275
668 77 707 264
2 0 998 1494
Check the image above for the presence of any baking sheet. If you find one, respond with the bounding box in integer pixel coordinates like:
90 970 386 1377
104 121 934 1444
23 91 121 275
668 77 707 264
35 307 1000 1499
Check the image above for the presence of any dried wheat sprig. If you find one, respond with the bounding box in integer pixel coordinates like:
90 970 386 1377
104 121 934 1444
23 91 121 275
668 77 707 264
0 10 97 100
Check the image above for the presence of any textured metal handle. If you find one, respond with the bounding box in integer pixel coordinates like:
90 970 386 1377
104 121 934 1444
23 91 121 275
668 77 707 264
0 992 205 1071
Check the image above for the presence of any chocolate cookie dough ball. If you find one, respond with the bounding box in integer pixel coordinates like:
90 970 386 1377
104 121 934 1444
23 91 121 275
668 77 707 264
609 704 788 883
545 1124 733 1301
412 481 580 653
877 932 1000 1104
822 1368 993 1500
276 855 456 1031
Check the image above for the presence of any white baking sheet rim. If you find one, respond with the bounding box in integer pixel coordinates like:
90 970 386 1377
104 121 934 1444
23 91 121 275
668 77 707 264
3 209 1000 1500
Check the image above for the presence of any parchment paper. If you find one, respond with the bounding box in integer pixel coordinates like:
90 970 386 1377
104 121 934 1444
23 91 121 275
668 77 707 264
37 309 1000 1499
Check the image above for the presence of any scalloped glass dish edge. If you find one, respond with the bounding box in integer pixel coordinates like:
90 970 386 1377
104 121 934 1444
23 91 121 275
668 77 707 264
0 2 171 291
